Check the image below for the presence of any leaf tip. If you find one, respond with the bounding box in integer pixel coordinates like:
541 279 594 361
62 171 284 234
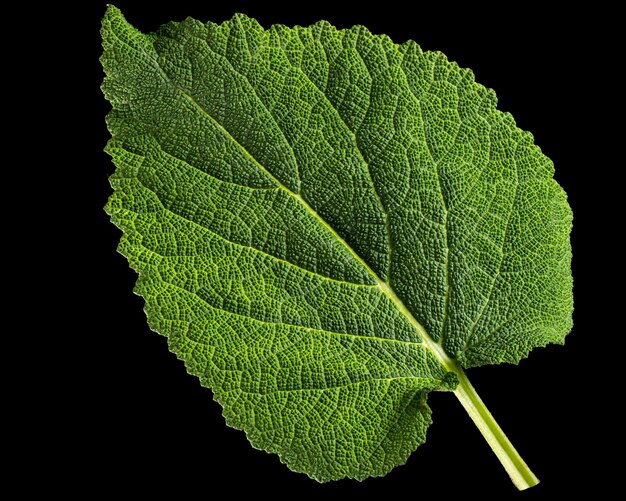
101 3 138 41
102 4 123 29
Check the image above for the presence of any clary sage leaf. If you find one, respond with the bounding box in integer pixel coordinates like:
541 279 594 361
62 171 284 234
102 6 572 488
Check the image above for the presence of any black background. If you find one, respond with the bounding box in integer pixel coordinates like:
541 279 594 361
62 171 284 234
78 1 606 498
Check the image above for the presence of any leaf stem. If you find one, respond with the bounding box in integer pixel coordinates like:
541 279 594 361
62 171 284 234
378 282 539 490
451 362 540 490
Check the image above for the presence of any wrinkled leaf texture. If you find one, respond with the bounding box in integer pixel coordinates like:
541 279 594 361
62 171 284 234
102 6 572 482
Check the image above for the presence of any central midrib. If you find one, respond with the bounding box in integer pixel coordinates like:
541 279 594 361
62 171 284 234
167 78 458 375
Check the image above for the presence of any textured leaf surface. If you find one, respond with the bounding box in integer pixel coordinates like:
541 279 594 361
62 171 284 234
102 6 572 482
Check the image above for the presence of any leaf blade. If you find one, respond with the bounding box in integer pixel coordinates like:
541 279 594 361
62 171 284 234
102 5 572 482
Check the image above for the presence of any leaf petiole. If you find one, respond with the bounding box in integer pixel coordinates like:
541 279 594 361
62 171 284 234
379 282 539 490
452 364 539 490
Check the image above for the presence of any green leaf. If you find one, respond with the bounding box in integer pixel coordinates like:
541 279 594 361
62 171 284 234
102 5 572 487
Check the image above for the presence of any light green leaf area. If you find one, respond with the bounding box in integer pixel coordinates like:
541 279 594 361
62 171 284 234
102 5 572 483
